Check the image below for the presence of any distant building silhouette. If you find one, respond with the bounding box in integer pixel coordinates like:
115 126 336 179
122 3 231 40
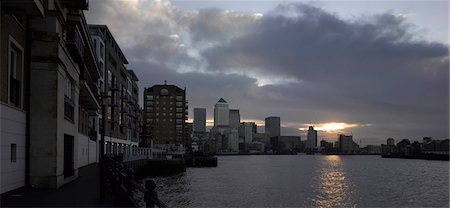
265 117 280 138
193 108 206 133
338 134 360 154
265 117 280 151
211 98 238 152
229 109 241 129
214 98 229 127
307 126 318 150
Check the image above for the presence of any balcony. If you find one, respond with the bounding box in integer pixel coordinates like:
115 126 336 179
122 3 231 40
61 0 89 10
79 67 100 112
65 24 85 65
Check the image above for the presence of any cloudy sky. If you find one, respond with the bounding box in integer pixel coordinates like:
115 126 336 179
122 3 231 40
85 0 449 145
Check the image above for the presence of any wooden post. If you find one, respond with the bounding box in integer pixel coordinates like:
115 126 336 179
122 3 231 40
144 180 157 208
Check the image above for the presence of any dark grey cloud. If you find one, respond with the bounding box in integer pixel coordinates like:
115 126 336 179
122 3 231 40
86 1 449 144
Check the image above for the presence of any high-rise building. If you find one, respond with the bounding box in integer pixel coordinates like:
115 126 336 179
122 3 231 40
143 83 188 147
239 122 254 144
229 109 240 129
307 126 318 149
193 108 206 133
338 134 359 153
265 117 280 138
214 98 229 127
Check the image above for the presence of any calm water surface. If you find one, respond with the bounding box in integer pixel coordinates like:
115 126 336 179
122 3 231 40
147 155 449 207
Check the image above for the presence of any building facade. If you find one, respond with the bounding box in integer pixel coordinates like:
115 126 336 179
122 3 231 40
338 134 360 154
89 25 140 157
265 116 280 139
214 98 229 127
193 108 206 133
1 0 105 192
229 109 240 129
306 126 318 150
143 83 188 147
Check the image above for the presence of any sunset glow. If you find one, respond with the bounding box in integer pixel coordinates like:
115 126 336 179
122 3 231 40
299 122 370 132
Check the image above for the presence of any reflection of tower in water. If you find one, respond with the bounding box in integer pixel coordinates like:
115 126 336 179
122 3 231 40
313 155 354 208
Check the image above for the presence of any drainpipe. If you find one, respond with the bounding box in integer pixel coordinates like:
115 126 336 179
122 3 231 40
25 16 32 187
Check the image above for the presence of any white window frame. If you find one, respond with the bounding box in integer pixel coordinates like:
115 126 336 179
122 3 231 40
7 36 24 109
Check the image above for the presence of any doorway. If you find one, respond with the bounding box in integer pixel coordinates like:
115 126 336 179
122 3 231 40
64 134 74 178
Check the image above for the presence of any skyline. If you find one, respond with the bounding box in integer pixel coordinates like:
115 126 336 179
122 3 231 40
85 0 449 145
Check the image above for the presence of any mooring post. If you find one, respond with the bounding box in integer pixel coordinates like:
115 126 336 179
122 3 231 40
126 168 135 196
144 180 157 208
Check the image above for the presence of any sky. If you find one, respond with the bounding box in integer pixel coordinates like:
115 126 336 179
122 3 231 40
85 0 449 145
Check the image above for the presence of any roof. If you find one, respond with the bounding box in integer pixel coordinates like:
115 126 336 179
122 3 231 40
218 98 227 103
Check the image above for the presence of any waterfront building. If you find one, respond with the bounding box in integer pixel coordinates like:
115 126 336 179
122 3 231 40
193 108 206 133
229 109 240 129
320 140 334 153
387 138 395 146
214 98 229 127
361 145 382 154
278 136 302 152
239 122 254 144
0 0 106 191
253 132 270 147
338 134 360 154
238 122 254 152
396 139 411 154
265 116 280 139
306 126 318 150
143 83 188 149
89 25 141 156
210 127 239 152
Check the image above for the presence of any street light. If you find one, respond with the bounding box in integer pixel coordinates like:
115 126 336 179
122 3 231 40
99 91 110 199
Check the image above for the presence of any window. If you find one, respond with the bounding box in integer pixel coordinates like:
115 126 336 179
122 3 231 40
11 144 17 163
100 42 105 58
64 74 75 121
8 37 24 108
127 79 132 95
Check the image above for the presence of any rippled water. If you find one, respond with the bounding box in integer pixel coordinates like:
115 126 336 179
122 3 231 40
146 155 449 207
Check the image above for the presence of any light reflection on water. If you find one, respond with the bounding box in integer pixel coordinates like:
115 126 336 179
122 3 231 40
144 155 448 207
312 155 355 208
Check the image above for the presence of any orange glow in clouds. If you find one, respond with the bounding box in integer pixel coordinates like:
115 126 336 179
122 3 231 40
299 122 370 132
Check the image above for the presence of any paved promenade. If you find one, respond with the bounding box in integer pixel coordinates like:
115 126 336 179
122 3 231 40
1 163 114 207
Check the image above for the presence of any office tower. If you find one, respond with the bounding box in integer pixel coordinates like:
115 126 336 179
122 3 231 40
240 122 254 144
143 82 188 146
307 126 318 149
265 117 281 138
193 108 206 133
229 109 240 129
338 134 359 153
214 98 229 127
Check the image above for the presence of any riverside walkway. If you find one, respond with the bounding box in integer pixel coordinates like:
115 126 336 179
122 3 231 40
1 163 113 207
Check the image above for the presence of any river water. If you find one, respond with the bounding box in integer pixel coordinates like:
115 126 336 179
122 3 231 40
148 155 449 207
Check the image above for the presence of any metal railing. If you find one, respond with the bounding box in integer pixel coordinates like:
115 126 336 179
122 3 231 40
103 156 167 208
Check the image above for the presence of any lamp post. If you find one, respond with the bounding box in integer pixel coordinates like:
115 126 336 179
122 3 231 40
99 92 110 200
